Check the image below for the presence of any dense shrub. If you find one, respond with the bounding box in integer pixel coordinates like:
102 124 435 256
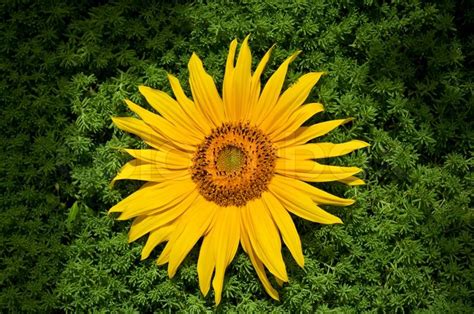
1 0 472 312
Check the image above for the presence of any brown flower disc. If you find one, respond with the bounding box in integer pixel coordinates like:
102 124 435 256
191 122 276 207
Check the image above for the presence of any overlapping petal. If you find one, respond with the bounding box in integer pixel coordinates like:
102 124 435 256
254 51 300 126
211 206 241 304
242 199 288 282
111 159 190 184
262 192 304 267
270 102 324 142
110 180 196 220
277 140 369 160
260 72 323 134
188 53 225 126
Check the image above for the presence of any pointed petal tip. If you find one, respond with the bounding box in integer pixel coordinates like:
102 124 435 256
108 206 121 214
321 217 343 225
266 44 276 54
289 50 302 62
110 116 130 130
117 214 129 221
359 140 371 148
296 256 305 268
111 116 120 125
347 178 366 186
124 99 136 109
190 52 199 60
138 85 151 94
168 266 177 278
275 271 289 283
188 52 200 67
229 39 238 49
327 196 356 206
344 117 355 124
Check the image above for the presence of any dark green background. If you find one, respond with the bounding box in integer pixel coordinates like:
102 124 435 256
1 0 472 312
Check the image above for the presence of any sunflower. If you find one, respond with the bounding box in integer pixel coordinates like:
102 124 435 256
110 36 368 304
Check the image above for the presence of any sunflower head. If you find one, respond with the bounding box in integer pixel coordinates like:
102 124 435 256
110 36 368 304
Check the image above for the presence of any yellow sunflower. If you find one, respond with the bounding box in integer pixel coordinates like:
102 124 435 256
110 36 368 304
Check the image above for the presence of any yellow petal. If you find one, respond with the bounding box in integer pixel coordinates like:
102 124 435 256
223 39 238 121
262 192 304 268
141 224 175 260
188 53 225 127
338 176 365 186
254 51 300 126
272 175 355 207
275 158 362 182
112 117 174 151
277 140 370 159
167 74 212 135
111 180 196 220
231 35 252 121
118 191 194 222
156 240 172 265
124 149 192 169
138 85 204 138
125 99 199 150
269 180 343 224
111 159 190 184
167 199 217 277
261 72 323 133
275 118 353 149
243 200 288 282
108 182 158 214
211 206 241 305
270 103 324 142
240 217 280 301
197 233 215 296
167 74 194 107
127 190 198 242
248 45 274 124
158 197 211 267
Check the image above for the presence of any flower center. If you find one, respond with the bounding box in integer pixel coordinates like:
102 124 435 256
216 146 246 174
191 122 276 207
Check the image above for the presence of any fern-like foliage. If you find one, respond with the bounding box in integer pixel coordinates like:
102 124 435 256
0 0 472 312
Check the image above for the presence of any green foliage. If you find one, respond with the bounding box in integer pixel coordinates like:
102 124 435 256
1 0 472 312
